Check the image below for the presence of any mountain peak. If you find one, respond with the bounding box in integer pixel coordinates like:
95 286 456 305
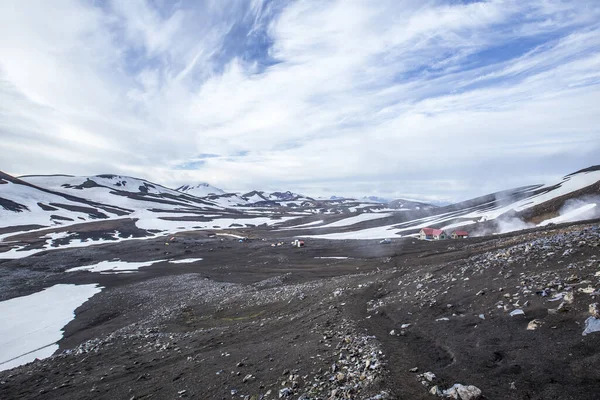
176 183 224 197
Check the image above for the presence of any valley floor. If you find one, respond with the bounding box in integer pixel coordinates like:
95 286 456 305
1 220 600 399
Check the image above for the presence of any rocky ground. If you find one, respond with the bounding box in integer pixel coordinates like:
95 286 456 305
0 220 599 399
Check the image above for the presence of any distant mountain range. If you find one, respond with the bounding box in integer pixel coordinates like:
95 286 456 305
1 166 599 241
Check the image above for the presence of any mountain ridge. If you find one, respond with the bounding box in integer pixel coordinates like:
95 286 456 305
1 166 599 242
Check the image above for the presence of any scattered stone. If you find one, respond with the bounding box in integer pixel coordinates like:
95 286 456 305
509 309 525 317
442 383 482 400
409 367 418 373
563 292 574 304
423 371 436 382
582 316 600 336
527 319 543 330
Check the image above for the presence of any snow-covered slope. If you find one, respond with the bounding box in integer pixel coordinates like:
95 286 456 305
19 174 224 211
302 167 600 239
0 173 134 227
1 173 234 231
240 190 317 207
175 183 225 197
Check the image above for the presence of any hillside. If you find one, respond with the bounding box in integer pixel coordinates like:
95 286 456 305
0 167 599 256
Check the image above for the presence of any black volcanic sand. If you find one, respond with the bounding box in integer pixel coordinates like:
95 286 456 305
1 222 600 399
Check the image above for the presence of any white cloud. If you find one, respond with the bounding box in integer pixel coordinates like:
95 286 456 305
0 0 599 201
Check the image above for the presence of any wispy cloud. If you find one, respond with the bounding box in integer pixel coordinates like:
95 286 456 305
1 0 599 201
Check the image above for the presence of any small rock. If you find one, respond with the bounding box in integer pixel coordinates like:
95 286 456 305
457 384 482 400
279 387 293 398
443 384 482 400
423 371 436 382
509 309 525 317
429 385 441 396
582 316 600 336
409 367 418 373
243 374 253 383
590 303 600 319
527 319 543 330
563 292 574 304
389 330 396 336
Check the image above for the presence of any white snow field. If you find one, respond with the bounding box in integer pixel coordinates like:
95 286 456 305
310 213 392 229
0 232 150 260
539 203 597 226
302 223 404 240
66 260 165 274
0 284 102 371
134 216 298 232
314 256 350 259
169 258 204 264
278 220 325 230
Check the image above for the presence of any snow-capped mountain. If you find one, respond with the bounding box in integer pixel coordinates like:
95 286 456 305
240 190 317 207
0 172 134 227
294 166 600 239
1 166 599 242
1 173 233 230
175 183 225 197
386 198 438 210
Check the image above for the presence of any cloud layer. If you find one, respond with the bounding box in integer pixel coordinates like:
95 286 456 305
1 0 599 201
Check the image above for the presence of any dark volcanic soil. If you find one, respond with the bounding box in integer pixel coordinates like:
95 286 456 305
1 221 600 399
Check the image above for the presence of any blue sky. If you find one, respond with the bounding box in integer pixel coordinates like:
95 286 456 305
1 0 599 202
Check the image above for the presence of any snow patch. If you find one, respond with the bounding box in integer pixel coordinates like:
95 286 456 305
313 213 392 229
66 259 165 273
169 258 203 264
540 203 597 226
0 284 102 371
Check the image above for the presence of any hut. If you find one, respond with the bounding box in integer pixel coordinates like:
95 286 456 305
419 228 448 240
451 230 469 239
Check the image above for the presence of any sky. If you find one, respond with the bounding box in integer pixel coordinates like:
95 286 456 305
1 0 599 202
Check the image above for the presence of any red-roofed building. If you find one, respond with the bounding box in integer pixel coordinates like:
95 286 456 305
451 230 469 239
419 228 447 240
